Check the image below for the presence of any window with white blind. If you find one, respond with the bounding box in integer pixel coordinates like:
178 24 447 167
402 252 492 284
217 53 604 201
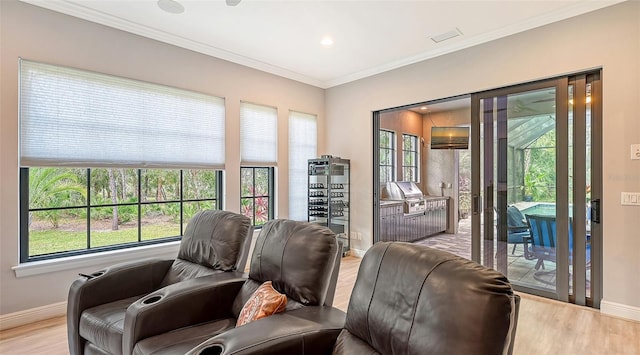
18 60 225 262
289 111 317 221
240 102 277 165
19 59 225 169
240 102 277 225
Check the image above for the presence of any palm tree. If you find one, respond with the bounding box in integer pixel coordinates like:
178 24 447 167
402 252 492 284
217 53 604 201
29 167 86 228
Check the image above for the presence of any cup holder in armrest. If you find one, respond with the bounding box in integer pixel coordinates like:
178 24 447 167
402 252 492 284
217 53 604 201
199 344 223 355
142 295 163 305
78 271 105 279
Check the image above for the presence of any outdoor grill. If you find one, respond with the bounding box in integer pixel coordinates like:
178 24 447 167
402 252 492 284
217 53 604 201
381 181 427 214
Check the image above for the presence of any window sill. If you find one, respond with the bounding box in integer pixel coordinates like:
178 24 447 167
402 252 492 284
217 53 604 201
11 241 180 278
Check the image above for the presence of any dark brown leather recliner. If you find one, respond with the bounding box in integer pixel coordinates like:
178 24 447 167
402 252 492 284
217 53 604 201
187 242 520 355
67 209 253 355
332 242 521 355
126 219 344 355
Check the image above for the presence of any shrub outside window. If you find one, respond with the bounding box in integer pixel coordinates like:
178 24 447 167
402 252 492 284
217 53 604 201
21 167 221 262
379 130 395 183
402 134 419 182
240 167 274 226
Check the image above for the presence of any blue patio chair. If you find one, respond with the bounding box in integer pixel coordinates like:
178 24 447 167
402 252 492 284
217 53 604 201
523 214 590 284
506 205 530 255
523 214 558 271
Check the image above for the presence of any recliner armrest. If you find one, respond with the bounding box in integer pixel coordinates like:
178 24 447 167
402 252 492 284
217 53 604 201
123 272 247 355
67 258 174 355
185 306 346 355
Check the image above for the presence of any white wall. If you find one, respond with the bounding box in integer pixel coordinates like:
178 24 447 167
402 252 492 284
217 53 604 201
1 0 639 322
326 1 640 315
0 0 325 315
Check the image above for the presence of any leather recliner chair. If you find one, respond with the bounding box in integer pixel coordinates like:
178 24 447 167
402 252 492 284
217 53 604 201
67 209 253 355
188 242 520 355
125 219 344 355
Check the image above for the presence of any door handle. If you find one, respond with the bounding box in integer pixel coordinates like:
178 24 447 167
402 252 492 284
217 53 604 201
591 199 601 224
472 195 482 214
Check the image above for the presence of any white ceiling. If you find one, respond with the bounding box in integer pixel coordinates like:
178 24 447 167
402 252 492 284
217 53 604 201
21 0 624 88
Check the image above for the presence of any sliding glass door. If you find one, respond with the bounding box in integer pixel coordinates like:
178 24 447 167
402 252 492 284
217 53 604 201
470 73 601 306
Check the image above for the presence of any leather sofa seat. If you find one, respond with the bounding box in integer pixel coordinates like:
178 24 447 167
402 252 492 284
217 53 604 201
183 241 520 355
79 296 141 355
132 319 236 355
127 219 342 355
67 210 253 355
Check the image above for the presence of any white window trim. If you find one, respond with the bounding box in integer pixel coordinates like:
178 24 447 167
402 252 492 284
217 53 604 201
12 241 179 278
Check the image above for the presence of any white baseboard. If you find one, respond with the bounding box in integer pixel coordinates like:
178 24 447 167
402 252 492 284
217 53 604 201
600 299 640 322
0 301 67 331
348 248 366 258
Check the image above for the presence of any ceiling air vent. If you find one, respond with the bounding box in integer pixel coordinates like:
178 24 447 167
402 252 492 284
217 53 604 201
430 28 463 43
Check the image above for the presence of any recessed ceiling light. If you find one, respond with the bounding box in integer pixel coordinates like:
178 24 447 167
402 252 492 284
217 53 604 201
321 37 334 47
158 0 184 14
420 106 428 110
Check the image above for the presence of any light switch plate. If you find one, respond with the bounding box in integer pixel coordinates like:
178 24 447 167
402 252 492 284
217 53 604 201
631 144 640 160
621 192 640 206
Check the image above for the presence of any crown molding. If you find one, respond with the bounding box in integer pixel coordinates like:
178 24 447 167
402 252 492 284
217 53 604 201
19 0 325 88
324 0 627 88
20 0 626 89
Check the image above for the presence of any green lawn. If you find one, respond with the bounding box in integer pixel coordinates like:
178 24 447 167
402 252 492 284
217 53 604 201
29 223 181 257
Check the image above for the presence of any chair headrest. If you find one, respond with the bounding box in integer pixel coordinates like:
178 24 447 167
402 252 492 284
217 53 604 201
177 210 252 271
248 219 338 306
346 242 517 355
507 205 527 228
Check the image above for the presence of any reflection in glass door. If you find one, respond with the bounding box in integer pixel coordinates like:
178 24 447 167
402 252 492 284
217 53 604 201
471 74 601 306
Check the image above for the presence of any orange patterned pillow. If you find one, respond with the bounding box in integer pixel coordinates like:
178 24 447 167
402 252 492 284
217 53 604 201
236 281 287 327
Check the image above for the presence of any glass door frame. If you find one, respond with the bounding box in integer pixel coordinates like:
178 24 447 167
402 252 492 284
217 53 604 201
470 73 602 306
471 78 571 301
370 72 601 307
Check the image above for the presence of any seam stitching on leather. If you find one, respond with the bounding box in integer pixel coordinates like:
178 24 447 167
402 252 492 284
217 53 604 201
365 243 390 347
280 222 293 290
406 257 452 349
256 221 274 281
206 211 221 267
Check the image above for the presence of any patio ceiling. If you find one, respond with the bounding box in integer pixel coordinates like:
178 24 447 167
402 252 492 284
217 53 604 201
509 115 555 149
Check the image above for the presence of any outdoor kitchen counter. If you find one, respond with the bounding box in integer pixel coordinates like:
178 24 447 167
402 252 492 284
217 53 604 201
379 200 403 206
422 195 448 200
379 197 448 243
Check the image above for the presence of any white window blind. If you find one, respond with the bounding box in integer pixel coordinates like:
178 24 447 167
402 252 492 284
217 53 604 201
240 102 277 165
288 111 317 221
19 59 225 169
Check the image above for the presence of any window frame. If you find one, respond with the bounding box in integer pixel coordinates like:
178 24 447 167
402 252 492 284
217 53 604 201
19 167 223 263
402 133 420 182
240 166 275 227
379 129 396 183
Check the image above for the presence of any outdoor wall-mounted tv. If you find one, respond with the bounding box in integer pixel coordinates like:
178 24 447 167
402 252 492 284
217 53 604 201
430 127 469 149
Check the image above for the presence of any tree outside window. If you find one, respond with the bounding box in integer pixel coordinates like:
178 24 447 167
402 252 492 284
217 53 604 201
402 134 419 182
379 130 395 183
22 167 220 262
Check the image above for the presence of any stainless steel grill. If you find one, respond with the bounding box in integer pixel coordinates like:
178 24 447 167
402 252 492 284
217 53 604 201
381 182 426 214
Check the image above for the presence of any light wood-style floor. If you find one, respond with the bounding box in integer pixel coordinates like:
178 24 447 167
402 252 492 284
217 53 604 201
1 256 639 354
